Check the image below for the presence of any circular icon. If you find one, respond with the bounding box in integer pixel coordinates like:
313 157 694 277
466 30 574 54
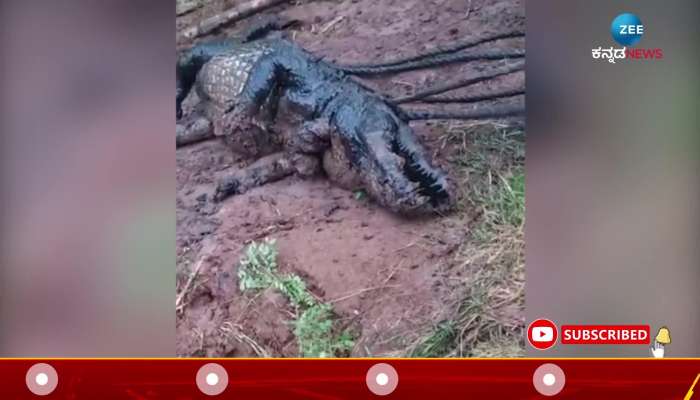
532 363 566 396
26 363 58 396
527 318 558 350
196 363 229 396
366 363 399 396
611 13 643 46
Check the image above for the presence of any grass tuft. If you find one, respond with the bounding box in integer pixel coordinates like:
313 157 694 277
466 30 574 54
409 321 457 358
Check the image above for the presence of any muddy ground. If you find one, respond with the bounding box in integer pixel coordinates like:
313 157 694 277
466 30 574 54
176 0 524 357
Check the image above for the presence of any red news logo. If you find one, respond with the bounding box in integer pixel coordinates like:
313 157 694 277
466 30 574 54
626 48 664 60
561 325 650 345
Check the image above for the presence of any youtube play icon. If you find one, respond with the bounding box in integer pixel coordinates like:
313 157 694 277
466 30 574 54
528 319 558 350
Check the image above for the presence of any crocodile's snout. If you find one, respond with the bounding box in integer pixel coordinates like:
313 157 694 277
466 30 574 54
362 126 454 215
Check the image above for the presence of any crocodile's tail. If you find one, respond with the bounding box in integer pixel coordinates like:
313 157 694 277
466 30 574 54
336 49 524 76
335 30 524 73
402 103 524 121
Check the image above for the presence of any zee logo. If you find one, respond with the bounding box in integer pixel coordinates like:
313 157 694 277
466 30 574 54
611 13 644 46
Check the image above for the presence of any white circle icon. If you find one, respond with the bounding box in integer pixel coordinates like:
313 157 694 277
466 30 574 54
206 372 219 386
35 373 49 386
543 373 556 386
375 373 389 386
196 363 229 396
366 363 399 396
533 363 566 396
26 363 58 396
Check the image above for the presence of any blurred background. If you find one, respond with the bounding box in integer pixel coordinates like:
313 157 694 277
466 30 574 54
0 0 174 355
527 0 699 356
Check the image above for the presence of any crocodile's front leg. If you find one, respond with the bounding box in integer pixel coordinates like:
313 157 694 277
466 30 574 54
213 152 320 201
214 114 331 201
322 133 365 192
214 152 293 201
283 118 331 154
213 118 330 201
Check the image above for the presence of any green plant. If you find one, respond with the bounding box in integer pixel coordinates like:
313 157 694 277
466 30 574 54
294 303 354 358
353 189 367 201
238 239 354 357
275 274 316 309
238 239 279 291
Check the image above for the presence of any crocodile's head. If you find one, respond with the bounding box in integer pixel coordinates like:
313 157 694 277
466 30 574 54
344 121 454 215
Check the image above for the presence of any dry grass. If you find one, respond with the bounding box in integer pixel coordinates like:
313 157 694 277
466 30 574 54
219 321 272 357
408 121 525 358
450 225 524 357
176 257 205 314
176 245 219 315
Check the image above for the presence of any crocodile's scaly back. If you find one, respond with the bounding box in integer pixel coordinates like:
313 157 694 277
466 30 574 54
195 41 274 116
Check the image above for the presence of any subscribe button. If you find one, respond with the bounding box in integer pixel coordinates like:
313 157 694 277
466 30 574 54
561 325 650 345
528 320 651 350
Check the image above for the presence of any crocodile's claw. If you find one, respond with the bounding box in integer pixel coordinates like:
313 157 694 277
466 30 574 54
213 176 240 202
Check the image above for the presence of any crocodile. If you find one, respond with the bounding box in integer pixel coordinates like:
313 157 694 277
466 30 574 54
176 31 523 214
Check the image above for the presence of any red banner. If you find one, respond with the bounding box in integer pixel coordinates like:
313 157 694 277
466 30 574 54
2 358 699 399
